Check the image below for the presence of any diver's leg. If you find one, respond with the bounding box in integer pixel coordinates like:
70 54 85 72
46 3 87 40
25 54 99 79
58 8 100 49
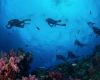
22 21 30 25
56 23 66 26
21 19 31 24
19 24 24 28
16 24 24 28
48 23 53 27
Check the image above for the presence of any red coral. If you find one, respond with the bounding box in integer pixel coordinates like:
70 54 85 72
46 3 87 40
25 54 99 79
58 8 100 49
0 49 36 80
9 56 19 72
0 50 20 80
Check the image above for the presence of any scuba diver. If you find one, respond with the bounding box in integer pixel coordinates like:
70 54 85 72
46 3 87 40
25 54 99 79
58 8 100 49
74 40 85 47
87 21 100 36
91 26 100 35
46 18 66 27
6 19 31 29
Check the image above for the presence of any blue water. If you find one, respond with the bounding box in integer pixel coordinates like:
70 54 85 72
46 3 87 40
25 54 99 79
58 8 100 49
0 0 100 68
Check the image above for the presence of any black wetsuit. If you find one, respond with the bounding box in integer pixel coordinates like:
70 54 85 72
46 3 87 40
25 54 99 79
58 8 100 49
6 19 31 29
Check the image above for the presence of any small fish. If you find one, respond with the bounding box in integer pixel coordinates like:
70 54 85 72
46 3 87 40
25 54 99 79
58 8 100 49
56 55 66 62
67 51 79 59
74 40 85 47
34 24 40 30
72 63 77 67
39 66 46 69
91 26 100 35
36 27 40 30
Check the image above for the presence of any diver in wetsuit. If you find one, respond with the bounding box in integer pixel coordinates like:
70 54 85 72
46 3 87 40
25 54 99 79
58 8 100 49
46 18 66 27
6 19 31 29
87 21 100 35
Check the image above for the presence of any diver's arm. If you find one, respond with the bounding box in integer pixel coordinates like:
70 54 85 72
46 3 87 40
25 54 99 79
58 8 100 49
22 19 31 22
21 19 31 24
48 23 54 27
5 24 12 29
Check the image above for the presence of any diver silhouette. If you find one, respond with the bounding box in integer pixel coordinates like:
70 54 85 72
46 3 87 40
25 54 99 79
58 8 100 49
46 18 66 27
6 19 31 29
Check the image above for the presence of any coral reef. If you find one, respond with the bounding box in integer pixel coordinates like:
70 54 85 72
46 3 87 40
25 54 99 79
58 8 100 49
31 45 100 80
0 45 100 80
0 49 34 80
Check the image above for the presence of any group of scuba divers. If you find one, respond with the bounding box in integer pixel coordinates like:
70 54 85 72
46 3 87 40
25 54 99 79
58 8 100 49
6 17 100 36
6 18 66 29
5 17 100 50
